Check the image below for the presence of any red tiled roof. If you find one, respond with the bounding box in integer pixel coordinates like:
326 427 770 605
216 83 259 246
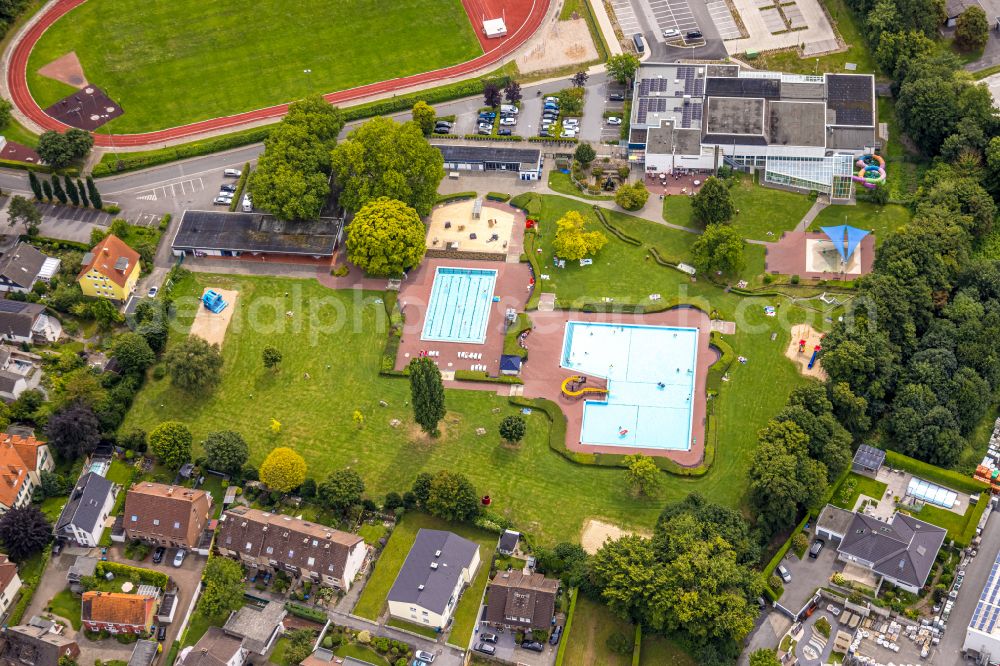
79 234 140 288
81 592 154 626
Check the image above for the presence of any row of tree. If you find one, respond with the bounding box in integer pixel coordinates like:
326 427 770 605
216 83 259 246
28 173 102 208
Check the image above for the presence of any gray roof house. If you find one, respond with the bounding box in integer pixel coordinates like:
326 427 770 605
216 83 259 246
178 627 248 666
386 529 481 631
837 512 947 593
0 300 61 344
816 504 855 542
55 472 117 547
222 601 286 654
852 445 886 477
0 243 58 294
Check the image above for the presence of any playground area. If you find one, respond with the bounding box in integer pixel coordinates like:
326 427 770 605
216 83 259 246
785 323 826 379
766 230 875 279
189 288 238 347
805 236 864 274
426 199 516 255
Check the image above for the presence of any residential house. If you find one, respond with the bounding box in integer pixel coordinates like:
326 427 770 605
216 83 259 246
485 570 559 632
497 530 520 556
0 347 43 403
386 529 480 631
122 482 211 549
0 433 55 513
0 300 61 344
0 555 21 620
78 234 141 301
81 592 156 635
177 627 248 666
0 616 80 666
221 602 285 655
0 243 59 294
837 511 947 594
54 472 117 547
216 507 366 591
852 445 886 478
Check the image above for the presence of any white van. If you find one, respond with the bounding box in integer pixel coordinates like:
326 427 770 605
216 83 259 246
242 193 252 212
500 104 519 115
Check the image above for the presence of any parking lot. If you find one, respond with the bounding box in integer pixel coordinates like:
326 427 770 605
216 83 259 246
472 627 558 666
706 0 742 39
645 0 702 42
610 0 642 35
774 536 842 616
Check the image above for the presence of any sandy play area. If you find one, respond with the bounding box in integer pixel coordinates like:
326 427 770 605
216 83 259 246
427 199 514 254
189 288 239 348
516 18 597 74
786 323 826 379
806 238 863 275
581 519 649 554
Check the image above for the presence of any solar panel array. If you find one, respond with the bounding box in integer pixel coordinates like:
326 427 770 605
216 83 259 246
0 300 26 313
636 98 668 125
636 66 705 127
970 553 1000 636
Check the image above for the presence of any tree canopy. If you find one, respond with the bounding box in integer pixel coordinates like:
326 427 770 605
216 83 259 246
691 177 735 226
408 357 445 436
553 210 608 260
411 101 436 136
36 129 93 169
164 336 223 394
111 332 156 374
259 447 307 493
426 470 480 522
0 505 50 562
45 401 100 462
149 421 193 470
614 182 649 211
203 430 249 475
199 557 245 617
318 468 366 515
690 223 745 275
346 197 427 276
606 54 641 84
331 116 445 217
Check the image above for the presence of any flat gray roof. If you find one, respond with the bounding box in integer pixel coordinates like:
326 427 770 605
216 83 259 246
434 144 540 167
706 97 765 136
173 211 341 256
767 101 826 147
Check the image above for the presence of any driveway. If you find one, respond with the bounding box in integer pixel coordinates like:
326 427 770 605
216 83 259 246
473 628 556 666
775 540 841 617
23 549 75 620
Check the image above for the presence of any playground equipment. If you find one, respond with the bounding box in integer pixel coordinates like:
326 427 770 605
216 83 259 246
799 339 806 353
807 344 822 369
561 375 608 398
202 289 228 314
852 154 886 190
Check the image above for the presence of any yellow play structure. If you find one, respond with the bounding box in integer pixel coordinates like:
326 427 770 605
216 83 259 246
561 375 608 397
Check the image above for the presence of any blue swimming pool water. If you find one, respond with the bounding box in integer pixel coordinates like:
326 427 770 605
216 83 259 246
561 322 698 451
421 267 498 344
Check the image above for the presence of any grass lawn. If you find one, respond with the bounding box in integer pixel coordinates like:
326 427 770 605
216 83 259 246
182 607 233 648
808 201 911 247
269 636 292 666
660 175 814 241
547 171 614 200
199 474 227 519
26 0 482 133
877 98 929 200
387 617 439 639
640 634 696 666
38 496 67 522
358 522 389 546
48 589 82 629
561 595 633 666
335 644 390 664
752 0 879 77
106 458 134 485
831 472 888 511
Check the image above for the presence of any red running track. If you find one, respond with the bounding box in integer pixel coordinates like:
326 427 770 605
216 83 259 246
7 0 548 148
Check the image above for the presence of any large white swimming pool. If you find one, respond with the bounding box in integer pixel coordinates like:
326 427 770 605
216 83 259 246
561 321 698 451
420 267 497 344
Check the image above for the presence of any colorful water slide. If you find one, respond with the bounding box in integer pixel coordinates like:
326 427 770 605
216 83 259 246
561 376 608 397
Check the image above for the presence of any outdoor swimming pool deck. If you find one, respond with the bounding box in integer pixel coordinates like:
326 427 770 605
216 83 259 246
561 322 698 451
420 267 498 344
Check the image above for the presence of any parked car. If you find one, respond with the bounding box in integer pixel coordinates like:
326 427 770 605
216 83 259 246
213 196 230 206
777 564 791 583
662 28 680 38
478 122 493 130
561 131 577 138
478 128 491 135
686 30 703 40
435 121 453 129
521 641 545 652
539 131 553 137
220 184 237 193
479 112 496 120
498 129 512 136
475 643 496 655
242 193 252 212
152 547 166 564
481 633 498 644
157 625 167 641
147 286 159 298
544 102 559 110
545 96 559 103
607 117 622 125
809 539 825 559
549 625 563 645
173 549 187 567
500 117 517 126
500 104 518 114
223 168 241 178
433 127 451 134
609 93 625 101
411 661 428 666
414 651 435 663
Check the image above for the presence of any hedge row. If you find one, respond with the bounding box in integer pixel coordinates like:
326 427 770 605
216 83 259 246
436 191 477 204
884 450 989 495
0 158 67 175
96 561 169 588
285 601 327 623
463 134 524 142
93 126 272 176
342 73 512 122
486 192 511 202
228 163 251 212
553 588 579 666
592 206 641 246
706 331 736 395
454 370 523 384
527 136 578 144
503 312 532 359
522 230 542 311
761 512 812 600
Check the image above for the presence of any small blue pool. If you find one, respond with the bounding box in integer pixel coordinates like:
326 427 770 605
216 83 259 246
421 267 498 344
562 321 698 451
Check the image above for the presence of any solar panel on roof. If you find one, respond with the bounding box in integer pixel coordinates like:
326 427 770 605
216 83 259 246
0 300 26 313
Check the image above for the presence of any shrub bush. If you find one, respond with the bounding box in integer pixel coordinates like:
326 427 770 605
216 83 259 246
284 601 327 623
103 205 121 214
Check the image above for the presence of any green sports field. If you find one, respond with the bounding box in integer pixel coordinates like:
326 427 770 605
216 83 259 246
26 0 483 133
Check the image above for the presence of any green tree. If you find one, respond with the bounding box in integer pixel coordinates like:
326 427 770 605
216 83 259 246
149 421 193 469
624 454 660 496
0 505 50 562
164 336 223 393
7 195 41 236
37 131 74 169
749 649 782 666
41 179 52 203
259 447 307 493
50 176 66 205
76 178 89 207
262 346 282 371
408 356 445 436
86 176 102 209
203 431 249 475
614 181 649 211
63 176 79 206
111 332 155 373
574 142 596 166
552 210 607 260
691 223 745 275
134 299 169 353
64 128 93 159
748 421 828 532
411 472 434 507
281 630 316 666
426 470 480 521
330 117 445 216
606 54 641 85
0 100 11 129
504 81 522 104
346 197 427 276
318 468 365 515
27 171 42 202
199 557 245 616
499 415 526 444
483 81 502 108
956 5 989 51
691 177 734 226
44 401 100 461
411 101 436 136
874 31 936 79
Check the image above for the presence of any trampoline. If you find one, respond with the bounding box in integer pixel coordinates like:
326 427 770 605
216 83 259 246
907 477 957 509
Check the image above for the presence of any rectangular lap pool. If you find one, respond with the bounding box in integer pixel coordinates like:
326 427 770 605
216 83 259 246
421 267 498 344
561 321 698 451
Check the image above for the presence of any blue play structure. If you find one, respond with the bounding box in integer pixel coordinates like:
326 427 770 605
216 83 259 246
820 224 870 263
202 290 228 314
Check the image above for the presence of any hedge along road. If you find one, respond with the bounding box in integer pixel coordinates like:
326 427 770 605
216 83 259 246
7 0 550 148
